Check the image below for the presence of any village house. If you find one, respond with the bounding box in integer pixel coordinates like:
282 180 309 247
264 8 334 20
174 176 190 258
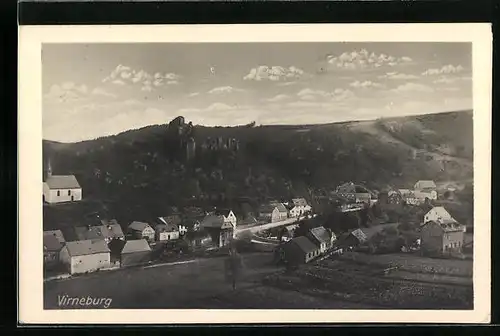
306 226 336 253
424 206 455 224
398 189 421 205
420 220 465 255
200 214 234 248
258 204 281 223
127 221 156 242
278 224 298 242
152 217 180 242
387 190 403 205
42 161 82 204
99 219 126 241
75 223 125 244
271 202 289 220
213 209 237 232
414 180 437 191
288 198 312 218
279 236 321 266
341 228 368 249
59 239 111 275
43 230 66 268
335 182 373 204
120 239 152 267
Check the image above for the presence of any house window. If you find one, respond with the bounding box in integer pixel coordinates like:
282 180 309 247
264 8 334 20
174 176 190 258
68 190 71 196
57 190 60 196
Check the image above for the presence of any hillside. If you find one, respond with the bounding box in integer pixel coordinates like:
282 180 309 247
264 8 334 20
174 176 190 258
43 110 473 228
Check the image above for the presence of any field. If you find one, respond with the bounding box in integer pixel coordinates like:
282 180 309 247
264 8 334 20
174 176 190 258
45 252 368 309
44 248 473 310
263 252 473 309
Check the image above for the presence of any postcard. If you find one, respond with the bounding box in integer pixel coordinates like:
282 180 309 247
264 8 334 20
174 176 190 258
18 23 492 324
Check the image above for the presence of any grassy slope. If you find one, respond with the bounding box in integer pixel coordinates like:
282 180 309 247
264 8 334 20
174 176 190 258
43 110 473 229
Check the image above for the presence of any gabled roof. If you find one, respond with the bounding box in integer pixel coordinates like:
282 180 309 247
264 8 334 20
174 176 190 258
273 203 288 214
43 230 66 244
121 239 152 254
287 236 318 254
65 239 110 257
423 220 464 233
292 198 308 207
44 233 64 252
350 228 367 243
156 217 179 231
200 215 225 228
156 216 180 231
214 209 233 218
259 204 277 214
426 206 454 221
414 180 437 190
99 220 125 238
75 225 112 241
336 182 356 193
308 226 331 245
45 175 81 189
106 224 125 238
284 224 299 233
128 221 153 232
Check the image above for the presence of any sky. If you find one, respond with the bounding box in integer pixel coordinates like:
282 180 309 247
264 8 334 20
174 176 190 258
42 42 472 143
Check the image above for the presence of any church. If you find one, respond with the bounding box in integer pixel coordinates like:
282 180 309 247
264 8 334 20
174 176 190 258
43 160 82 204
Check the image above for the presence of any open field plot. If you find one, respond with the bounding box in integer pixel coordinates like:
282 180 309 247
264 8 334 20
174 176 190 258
263 252 473 309
339 252 473 277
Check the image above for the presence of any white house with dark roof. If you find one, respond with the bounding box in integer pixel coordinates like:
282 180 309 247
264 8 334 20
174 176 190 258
414 180 437 191
423 206 455 224
306 226 336 253
127 221 155 242
43 160 82 204
59 239 111 274
288 198 312 218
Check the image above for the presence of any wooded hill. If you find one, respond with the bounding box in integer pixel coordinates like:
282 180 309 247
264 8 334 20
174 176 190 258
43 110 473 229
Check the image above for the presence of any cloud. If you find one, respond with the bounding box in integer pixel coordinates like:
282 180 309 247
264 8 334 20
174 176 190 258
326 49 413 71
243 65 305 81
141 86 153 92
432 75 471 84
91 87 117 98
296 88 355 102
102 65 181 90
349 80 385 89
112 79 126 86
276 81 298 87
266 94 291 102
188 92 200 97
208 86 245 94
391 82 434 93
422 64 464 76
43 97 180 142
379 72 419 80
44 82 116 104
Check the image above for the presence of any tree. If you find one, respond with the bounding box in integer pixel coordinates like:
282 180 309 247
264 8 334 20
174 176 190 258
225 247 244 290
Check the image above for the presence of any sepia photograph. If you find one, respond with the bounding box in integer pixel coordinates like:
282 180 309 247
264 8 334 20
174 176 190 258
18 24 491 324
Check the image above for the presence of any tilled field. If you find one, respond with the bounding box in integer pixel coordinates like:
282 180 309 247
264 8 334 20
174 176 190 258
263 255 473 309
338 252 473 277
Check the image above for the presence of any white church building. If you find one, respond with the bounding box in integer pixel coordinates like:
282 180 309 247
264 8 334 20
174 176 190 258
43 160 82 204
